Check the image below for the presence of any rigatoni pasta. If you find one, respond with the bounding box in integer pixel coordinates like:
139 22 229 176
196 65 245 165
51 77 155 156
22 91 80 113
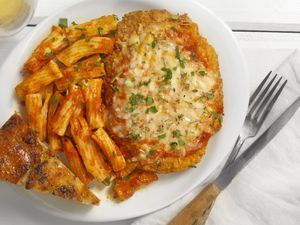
82 79 105 129
70 116 114 185
55 55 105 91
56 37 114 66
16 60 63 100
65 15 118 43
92 128 126 172
24 26 69 73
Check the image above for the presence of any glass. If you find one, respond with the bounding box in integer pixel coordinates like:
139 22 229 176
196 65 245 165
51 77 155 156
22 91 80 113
0 0 37 37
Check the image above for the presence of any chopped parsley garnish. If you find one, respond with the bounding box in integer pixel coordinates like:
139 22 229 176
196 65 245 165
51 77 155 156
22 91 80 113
97 27 103 35
51 37 55 42
206 92 214 100
111 85 119 92
178 114 184 119
85 37 91 42
199 71 206 76
58 18 68 28
50 95 58 106
172 129 181 138
114 183 119 188
151 35 158 48
189 165 197 168
142 79 151 86
75 27 86 31
161 67 172 82
127 132 141 141
146 95 154 105
175 46 185 68
158 133 166 139
172 13 180 20
191 71 195 76
171 26 178 32
69 77 75 83
146 106 158 114
124 175 131 181
99 53 106 59
77 82 83 88
80 33 86 39
111 72 122 83
44 50 55 58
170 142 178 150
211 111 222 122
71 21 78 25
129 93 145 106
146 149 156 158
63 37 69 42
178 139 186 146
94 61 101 67
103 176 112 185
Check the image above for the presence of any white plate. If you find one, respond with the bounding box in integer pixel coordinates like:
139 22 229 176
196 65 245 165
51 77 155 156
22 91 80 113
0 0 249 222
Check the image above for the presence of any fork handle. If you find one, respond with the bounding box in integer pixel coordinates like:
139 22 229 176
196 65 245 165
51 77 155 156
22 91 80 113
167 183 221 225
223 135 245 168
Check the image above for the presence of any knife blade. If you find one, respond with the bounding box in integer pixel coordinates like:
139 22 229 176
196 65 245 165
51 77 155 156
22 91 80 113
215 96 300 190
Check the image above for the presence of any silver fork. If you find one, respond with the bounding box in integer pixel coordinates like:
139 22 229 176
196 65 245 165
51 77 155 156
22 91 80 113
223 71 288 168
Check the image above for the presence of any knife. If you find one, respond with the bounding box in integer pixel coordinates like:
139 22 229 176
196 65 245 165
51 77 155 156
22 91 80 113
168 96 300 225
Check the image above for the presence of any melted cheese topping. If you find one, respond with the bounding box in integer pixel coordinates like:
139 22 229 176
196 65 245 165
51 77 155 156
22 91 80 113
110 26 219 159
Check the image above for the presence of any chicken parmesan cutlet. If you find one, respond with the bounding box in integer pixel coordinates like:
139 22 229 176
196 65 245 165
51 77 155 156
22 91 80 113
104 10 223 173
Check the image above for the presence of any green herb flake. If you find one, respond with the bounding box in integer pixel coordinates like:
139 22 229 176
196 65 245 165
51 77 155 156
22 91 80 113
158 133 166 139
69 77 75 83
142 79 151 86
50 95 58 106
51 37 55 42
172 129 181 138
189 165 197 168
85 37 91 42
103 176 111 185
97 27 103 35
71 21 78 25
44 50 55 58
191 71 195 76
161 67 172 82
127 132 141 141
170 142 178 150
175 46 185 68
77 82 83 88
111 85 119 92
172 13 180 20
113 183 119 188
178 114 184 119
211 111 222 122
146 149 156 158
63 37 69 42
146 106 158 114
146 95 154 105
206 92 214 100
151 35 158 49
80 33 86 39
111 72 122 83
199 71 206 76
171 26 177 32
58 18 68 28
178 139 186 146
124 175 131 181
94 61 101 67
129 93 144 107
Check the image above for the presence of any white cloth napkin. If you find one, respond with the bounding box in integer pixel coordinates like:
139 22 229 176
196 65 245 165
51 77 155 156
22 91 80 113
132 50 300 225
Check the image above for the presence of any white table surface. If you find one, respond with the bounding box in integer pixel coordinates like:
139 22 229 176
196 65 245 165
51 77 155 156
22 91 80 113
1 0 300 224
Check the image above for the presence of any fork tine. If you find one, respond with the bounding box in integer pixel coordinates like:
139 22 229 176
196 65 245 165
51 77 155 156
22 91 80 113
253 77 283 119
249 71 272 105
256 79 287 124
248 74 277 115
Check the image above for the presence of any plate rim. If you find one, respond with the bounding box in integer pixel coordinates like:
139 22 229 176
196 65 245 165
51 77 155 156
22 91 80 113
0 0 249 222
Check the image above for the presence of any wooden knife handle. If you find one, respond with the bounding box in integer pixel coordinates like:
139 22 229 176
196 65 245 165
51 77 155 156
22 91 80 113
167 183 221 225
